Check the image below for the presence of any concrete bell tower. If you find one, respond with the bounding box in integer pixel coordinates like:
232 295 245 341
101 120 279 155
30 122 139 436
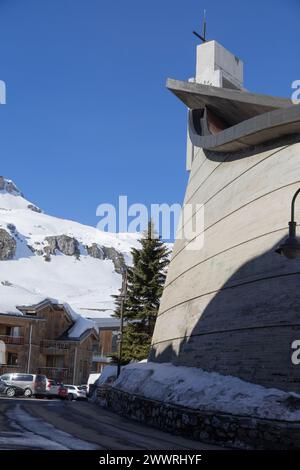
195 40 243 89
186 40 244 170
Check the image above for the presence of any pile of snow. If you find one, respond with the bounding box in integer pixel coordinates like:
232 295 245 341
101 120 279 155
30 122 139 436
0 177 140 318
90 366 120 402
97 365 119 385
113 362 300 421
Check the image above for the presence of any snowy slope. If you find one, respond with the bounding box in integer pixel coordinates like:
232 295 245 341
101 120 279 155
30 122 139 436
0 177 140 319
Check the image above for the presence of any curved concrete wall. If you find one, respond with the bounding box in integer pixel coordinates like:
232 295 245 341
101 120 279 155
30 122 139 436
150 141 300 392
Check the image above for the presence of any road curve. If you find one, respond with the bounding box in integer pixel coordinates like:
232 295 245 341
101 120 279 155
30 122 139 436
0 397 222 450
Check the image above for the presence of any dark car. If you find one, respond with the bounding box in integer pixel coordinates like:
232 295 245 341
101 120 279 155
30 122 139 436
0 378 24 398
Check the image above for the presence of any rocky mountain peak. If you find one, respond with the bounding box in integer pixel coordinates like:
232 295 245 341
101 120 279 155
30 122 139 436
0 176 22 196
0 176 141 318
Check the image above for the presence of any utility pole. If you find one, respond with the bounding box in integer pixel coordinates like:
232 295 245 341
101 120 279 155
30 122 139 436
72 346 78 385
117 268 128 378
27 323 33 373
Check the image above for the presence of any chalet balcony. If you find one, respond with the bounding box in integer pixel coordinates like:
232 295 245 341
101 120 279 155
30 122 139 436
92 354 112 364
40 340 72 355
0 335 24 346
0 365 21 375
38 367 71 381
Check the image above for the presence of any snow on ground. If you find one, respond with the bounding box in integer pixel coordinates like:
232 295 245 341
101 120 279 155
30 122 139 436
0 253 123 315
0 178 140 319
0 177 173 338
113 362 300 421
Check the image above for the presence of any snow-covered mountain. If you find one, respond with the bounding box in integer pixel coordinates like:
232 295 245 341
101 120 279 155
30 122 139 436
0 176 140 319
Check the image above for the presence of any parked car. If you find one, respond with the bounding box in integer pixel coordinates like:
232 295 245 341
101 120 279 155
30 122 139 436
0 373 47 398
0 378 24 398
64 385 87 401
58 384 68 400
46 379 67 399
77 385 88 397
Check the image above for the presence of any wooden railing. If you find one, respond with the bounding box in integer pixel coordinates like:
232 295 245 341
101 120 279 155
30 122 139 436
40 340 72 354
0 335 24 345
0 365 21 375
37 367 71 381
92 354 112 363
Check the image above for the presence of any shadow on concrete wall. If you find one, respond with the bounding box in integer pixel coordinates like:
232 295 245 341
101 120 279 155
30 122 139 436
150 238 300 392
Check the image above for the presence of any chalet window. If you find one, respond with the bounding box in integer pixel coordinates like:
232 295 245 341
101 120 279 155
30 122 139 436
5 326 12 336
46 356 64 368
46 355 55 367
7 353 18 366
6 326 21 337
111 332 118 353
0 342 5 365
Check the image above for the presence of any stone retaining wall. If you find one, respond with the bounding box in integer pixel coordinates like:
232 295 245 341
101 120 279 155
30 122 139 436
97 385 300 449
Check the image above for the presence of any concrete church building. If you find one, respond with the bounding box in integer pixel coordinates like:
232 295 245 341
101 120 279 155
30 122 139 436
150 40 300 393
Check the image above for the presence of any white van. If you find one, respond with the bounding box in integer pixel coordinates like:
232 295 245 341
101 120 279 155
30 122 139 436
87 373 100 395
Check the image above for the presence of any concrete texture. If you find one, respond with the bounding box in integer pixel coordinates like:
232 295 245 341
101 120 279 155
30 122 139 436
150 40 300 395
167 79 291 123
150 139 300 392
167 79 300 153
189 104 300 152
195 41 244 90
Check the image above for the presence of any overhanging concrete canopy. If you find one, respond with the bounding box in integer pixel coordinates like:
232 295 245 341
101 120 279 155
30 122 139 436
167 78 291 126
167 78 300 152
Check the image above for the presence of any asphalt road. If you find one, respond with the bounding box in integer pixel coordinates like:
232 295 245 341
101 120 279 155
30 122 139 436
0 397 222 450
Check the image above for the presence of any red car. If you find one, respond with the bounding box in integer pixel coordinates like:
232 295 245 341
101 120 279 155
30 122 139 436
58 384 68 399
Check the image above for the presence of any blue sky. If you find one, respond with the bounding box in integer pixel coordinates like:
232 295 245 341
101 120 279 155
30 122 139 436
0 0 298 232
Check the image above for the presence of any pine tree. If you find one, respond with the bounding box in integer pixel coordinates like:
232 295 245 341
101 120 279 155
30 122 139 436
113 221 170 363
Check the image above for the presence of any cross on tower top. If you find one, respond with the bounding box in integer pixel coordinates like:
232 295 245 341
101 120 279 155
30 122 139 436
193 9 207 43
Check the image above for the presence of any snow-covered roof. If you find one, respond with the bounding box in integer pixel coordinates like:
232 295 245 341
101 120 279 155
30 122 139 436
90 317 120 329
0 294 97 340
